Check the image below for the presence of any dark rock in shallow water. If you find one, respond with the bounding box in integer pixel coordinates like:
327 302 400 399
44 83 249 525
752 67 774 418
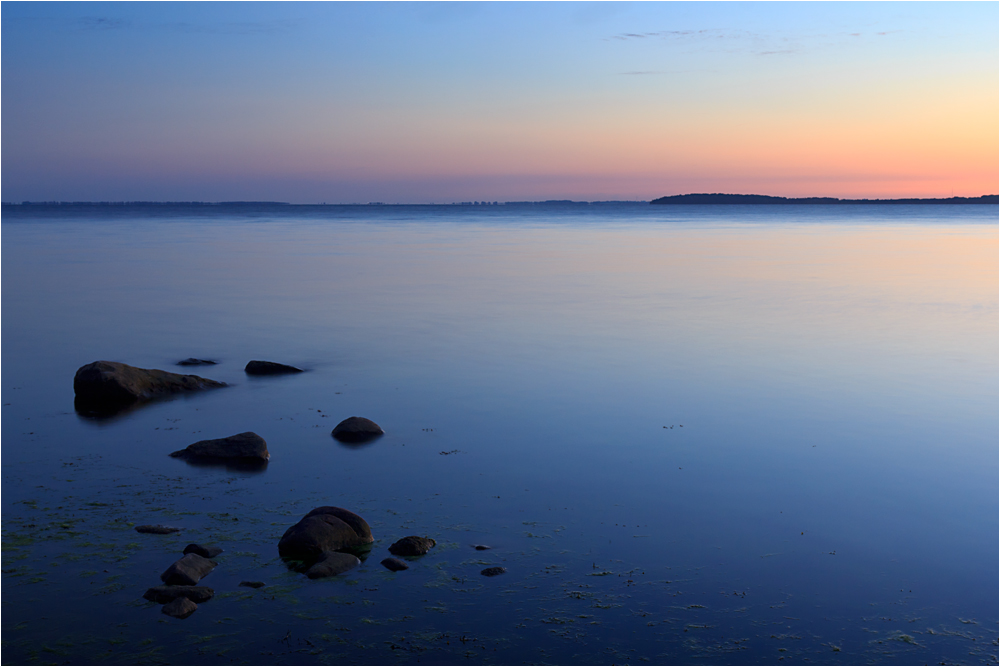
183 543 223 558
381 557 409 572
135 524 181 535
170 432 269 463
245 360 303 375
278 506 374 562
239 581 266 589
160 553 216 586
162 597 197 619
74 361 225 413
177 358 217 366
388 536 436 557
331 416 384 443
306 552 361 579
481 566 506 577
143 585 214 604
473 544 492 551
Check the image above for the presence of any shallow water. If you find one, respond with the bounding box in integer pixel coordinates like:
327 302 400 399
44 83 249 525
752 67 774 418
2 203 997 665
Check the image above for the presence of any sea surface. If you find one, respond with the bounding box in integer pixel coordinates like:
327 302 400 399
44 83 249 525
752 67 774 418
2 203 997 665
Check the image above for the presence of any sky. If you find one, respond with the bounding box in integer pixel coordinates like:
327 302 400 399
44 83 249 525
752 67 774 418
2 2 997 203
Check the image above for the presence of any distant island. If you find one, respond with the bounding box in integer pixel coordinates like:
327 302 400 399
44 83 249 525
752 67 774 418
650 193 999 205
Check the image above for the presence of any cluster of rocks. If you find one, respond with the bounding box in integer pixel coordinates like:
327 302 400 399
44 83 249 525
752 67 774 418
143 544 221 619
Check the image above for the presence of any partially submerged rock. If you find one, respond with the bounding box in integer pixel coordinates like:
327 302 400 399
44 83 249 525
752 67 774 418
74 361 225 413
305 552 361 579
381 557 409 572
135 524 181 535
177 358 217 366
239 581 266 589
162 597 197 619
143 585 214 604
331 417 384 443
388 536 436 557
183 543 223 558
170 432 269 463
473 544 492 551
481 566 506 577
245 360 303 375
277 506 374 562
160 553 216 586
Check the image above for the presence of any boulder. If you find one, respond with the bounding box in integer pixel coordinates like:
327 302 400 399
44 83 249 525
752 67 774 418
245 360 303 375
162 597 197 619
239 581 266 589
177 358 217 366
143 585 214 604
135 524 181 534
381 557 409 572
160 553 216 586
331 417 384 443
481 566 506 577
74 361 225 412
170 432 269 463
183 543 223 558
305 552 361 579
277 507 374 561
388 536 436 557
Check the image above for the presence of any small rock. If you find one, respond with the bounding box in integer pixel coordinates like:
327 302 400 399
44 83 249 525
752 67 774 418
143 585 214 604
177 358 217 366
481 566 506 577
388 536 436 557
135 524 180 535
170 432 269 462
160 553 216 586
473 544 492 551
277 506 374 561
238 581 266 589
161 597 197 619
245 360 303 375
74 361 225 413
331 417 384 443
183 543 223 558
381 557 409 572
305 552 361 579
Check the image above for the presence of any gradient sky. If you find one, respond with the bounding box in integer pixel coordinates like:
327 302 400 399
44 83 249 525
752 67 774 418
2 2 997 203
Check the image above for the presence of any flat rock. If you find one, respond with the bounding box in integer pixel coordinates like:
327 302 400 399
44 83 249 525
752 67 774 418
161 553 217 586
135 524 181 534
170 432 269 462
381 557 409 572
278 506 374 561
162 597 197 619
74 361 225 412
305 551 361 579
177 358 217 366
143 585 214 604
245 360 303 375
388 536 436 557
183 543 223 558
481 566 506 577
239 581 266 589
473 544 492 551
331 417 384 443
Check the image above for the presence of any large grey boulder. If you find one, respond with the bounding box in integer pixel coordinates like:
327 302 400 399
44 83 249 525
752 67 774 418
305 552 361 579
74 361 225 412
143 585 214 604
277 506 373 561
160 553 216 586
170 432 269 463
245 360 303 375
331 417 384 443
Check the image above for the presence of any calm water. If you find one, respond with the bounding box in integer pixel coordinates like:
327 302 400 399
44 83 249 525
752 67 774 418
2 203 997 665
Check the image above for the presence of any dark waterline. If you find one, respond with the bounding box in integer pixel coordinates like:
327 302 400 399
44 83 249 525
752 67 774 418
2 205 997 664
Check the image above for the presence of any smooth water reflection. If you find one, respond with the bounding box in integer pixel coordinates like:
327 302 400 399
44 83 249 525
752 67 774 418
2 204 997 664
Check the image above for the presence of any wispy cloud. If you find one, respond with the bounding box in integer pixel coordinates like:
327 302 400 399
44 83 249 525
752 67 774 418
161 20 299 36
76 17 131 31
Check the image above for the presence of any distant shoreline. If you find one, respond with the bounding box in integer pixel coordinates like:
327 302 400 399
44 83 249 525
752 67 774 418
650 193 998 205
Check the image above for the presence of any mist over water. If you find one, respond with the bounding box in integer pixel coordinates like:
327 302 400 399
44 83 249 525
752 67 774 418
2 203 997 664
